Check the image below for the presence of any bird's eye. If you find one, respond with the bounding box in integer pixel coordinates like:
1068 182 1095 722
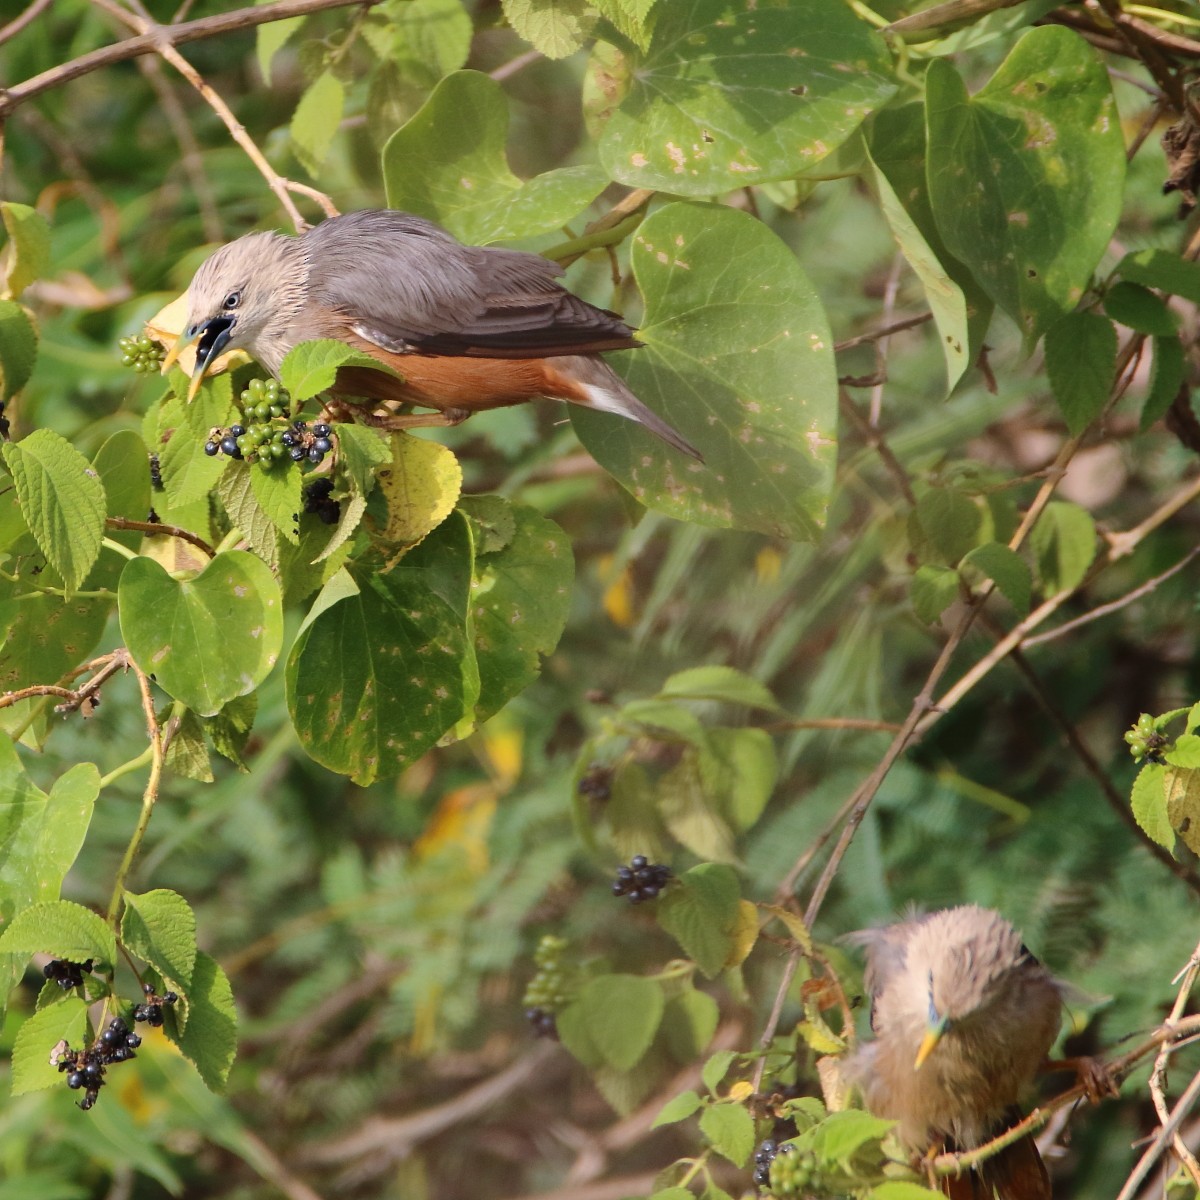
222 290 242 310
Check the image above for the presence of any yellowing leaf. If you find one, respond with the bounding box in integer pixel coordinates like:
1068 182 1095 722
480 716 524 791
377 432 462 555
761 903 814 953
1165 766 1200 855
413 783 496 873
727 1079 754 1102
597 553 636 628
724 899 760 969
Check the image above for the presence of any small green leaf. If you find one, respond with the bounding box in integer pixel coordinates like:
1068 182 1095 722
574 974 664 1071
0 900 116 969
162 709 213 782
556 999 605 1070
3 429 107 592
0 739 98 920
257 12 308 82
1142 336 1186 432
1131 762 1173 851
915 489 982 564
1166 735 1200 769
1118 249 1200 304
383 72 607 244
1031 501 1095 595
811 1109 896 1163
93 430 154 547
121 889 198 993
502 0 596 58
175 950 237 1091
699 1102 755 1167
279 339 401 404
912 563 959 624
961 542 1031 613
0 299 37 402
1044 312 1117 435
659 666 781 713
652 1089 703 1128
290 70 344 175
119 550 284 716
710 726 777 833
701 1048 736 1095
657 864 741 978
1 202 51 299
1104 281 1177 336
204 694 257 771
11 997 88 1095
249 461 303 545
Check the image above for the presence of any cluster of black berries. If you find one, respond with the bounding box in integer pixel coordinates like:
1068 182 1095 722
43 958 94 990
611 855 671 904
0 401 10 440
54 1016 142 1110
118 333 166 374
303 476 341 525
523 935 577 1040
132 981 178 1027
753 1139 780 1189
148 453 163 491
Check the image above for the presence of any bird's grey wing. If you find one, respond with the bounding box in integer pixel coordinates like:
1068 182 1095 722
305 210 637 357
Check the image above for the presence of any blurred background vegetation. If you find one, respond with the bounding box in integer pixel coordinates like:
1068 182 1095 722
2 0 1200 1196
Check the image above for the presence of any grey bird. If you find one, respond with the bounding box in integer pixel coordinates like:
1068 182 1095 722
846 905 1063 1200
163 209 701 460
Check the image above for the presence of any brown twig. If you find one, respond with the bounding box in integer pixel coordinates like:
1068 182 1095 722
0 649 130 713
106 516 216 558
839 390 918 507
834 312 933 352
762 716 904 734
0 0 53 47
0 0 381 119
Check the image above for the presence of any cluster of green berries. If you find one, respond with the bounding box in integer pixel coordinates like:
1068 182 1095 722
53 1015 143 1111
764 1142 821 1197
612 855 671 904
44 957 94 990
523 935 578 1039
1125 713 1169 764
118 333 165 373
202 378 336 469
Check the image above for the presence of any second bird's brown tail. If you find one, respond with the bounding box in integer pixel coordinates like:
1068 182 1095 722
553 355 703 462
944 1137 1050 1200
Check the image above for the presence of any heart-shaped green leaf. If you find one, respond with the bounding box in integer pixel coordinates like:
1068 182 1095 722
119 550 283 716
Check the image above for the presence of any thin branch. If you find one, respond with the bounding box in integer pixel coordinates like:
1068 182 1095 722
840 390 918 507
762 716 904 734
1023 544 1200 647
106 516 216 558
0 0 53 47
489 48 542 82
0 0 381 118
834 311 933 352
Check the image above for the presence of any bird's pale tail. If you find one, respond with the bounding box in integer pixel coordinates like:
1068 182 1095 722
555 356 703 462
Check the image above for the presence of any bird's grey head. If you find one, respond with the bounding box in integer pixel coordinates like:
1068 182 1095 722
179 230 307 394
906 906 1031 1068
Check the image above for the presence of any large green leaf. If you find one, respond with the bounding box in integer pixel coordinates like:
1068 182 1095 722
599 0 896 195
383 71 608 245
926 27 1124 344
286 567 470 784
119 550 284 716
572 203 836 539
175 950 238 1091
2 429 107 593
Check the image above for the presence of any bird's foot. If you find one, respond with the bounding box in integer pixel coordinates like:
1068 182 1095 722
1046 1055 1120 1103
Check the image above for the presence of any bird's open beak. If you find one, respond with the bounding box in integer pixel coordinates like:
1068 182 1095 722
914 1016 949 1071
183 316 236 403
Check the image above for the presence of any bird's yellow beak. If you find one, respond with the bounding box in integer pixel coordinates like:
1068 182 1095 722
160 330 193 376
914 1016 949 1071
186 356 210 404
